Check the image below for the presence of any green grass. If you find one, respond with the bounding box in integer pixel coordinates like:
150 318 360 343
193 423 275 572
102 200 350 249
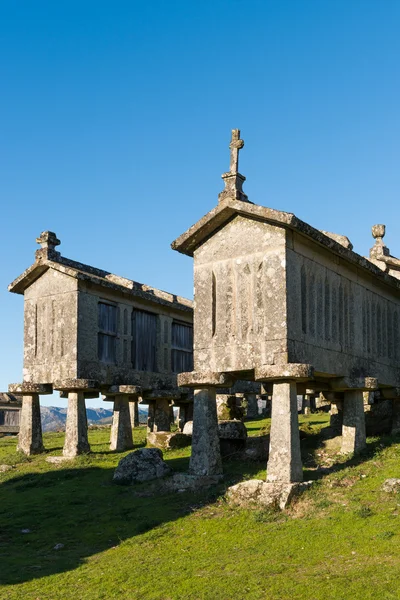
1 415 400 599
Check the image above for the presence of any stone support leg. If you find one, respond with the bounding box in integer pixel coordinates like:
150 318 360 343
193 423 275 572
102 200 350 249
303 395 311 415
110 396 134 451
341 390 366 454
267 381 303 483
129 400 139 428
154 398 171 432
17 394 44 455
63 391 90 457
330 400 343 435
189 388 222 477
147 402 155 432
392 399 400 435
245 393 258 419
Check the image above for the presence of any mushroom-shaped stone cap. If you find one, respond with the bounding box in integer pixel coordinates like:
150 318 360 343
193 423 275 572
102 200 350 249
372 224 386 240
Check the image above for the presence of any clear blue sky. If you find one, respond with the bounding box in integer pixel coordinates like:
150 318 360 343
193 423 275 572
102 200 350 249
1 0 399 407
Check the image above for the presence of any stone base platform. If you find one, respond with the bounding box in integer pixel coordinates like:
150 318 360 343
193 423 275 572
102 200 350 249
226 479 313 510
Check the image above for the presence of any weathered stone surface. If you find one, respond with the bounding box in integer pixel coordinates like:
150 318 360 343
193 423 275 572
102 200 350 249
255 364 314 382
63 391 90 458
189 388 222 477
17 394 45 455
108 385 142 396
226 479 313 510
331 377 378 392
267 382 303 483
178 372 234 388
381 478 400 493
147 431 191 450
110 396 134 451
9 383 52 395
341 390 366 454
54 379 99 391
113 448 172 485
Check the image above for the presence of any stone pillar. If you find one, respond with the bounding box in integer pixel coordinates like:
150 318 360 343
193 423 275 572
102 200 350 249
392 398 400 435
341 390 366 454
245 393 258 419
303 395 311 415
169 404 175 427
330 400 343 435
189 388 222 477
147 402 155 432
17 394 44 455
267 381 303 483
154 398 171 432
110 395 134 451
63 391 90 457
129 400 139 428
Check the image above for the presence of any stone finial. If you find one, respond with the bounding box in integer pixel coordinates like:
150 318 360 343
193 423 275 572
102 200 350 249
218 129 249 203
35 231 61 261
370 223 389 260
372 224 385 242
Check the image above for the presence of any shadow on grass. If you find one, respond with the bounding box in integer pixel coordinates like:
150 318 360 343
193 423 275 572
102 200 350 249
0 454 262 586
303 431 400 481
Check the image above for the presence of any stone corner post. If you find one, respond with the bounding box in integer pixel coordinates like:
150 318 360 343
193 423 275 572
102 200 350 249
17 393 45 455
341 389 367 454
110 394 134 452
266 380 303 483
190 387 223 477
63 390 90 457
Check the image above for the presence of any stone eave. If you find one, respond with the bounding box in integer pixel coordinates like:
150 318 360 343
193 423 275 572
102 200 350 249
8 263 50 295
9 259 193 313
171 198 400 294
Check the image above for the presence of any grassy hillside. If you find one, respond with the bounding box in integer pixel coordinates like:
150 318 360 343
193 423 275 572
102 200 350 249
1 415 400 599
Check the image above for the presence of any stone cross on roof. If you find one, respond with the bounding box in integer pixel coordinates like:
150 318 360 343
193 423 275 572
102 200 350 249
218 129 249 203
35 231 61 262
229 129 244 174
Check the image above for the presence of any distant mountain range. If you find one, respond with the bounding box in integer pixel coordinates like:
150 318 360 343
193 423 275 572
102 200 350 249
40 405 148 432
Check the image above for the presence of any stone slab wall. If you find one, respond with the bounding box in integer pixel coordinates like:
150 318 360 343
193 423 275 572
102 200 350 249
193 215 288 372
286 231 400 387
76 281 192 386
23 269 78 382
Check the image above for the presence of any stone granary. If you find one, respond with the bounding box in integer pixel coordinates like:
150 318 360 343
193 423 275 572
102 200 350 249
8 232 194 456
0 393 22 435
172 129 400 485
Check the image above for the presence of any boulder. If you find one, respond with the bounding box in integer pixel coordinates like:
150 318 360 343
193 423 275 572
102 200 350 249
182 421 193 436
147 431 191 450
113 448 172 485
218 420 247 458
218 420 247 439
381 478 400 493
226 479 313 510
